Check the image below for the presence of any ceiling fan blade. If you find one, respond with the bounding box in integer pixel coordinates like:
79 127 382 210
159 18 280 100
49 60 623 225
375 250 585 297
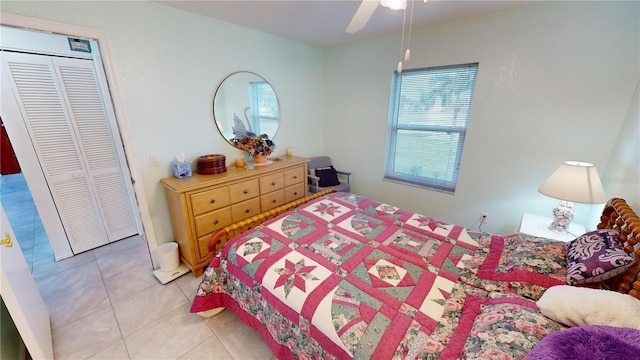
346 0 379 34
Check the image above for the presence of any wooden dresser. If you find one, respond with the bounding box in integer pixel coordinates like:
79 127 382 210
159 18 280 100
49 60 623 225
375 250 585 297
160 155 308 277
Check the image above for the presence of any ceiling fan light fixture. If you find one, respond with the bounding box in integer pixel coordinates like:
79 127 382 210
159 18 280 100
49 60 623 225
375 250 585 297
381 0 407 11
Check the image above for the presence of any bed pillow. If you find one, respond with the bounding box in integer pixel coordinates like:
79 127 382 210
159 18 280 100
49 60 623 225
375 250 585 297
311 166 340 187
477 234 567 287
527 325 640 360
459 251 548 300
440 292 566 359
536 285 640 329
459 234 567 299
565 229 636 285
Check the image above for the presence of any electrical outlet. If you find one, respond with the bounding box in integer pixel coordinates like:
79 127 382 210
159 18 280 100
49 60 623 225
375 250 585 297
479 213 489 223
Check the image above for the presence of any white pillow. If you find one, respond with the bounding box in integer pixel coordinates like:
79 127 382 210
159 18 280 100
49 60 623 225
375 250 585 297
537 285 640 329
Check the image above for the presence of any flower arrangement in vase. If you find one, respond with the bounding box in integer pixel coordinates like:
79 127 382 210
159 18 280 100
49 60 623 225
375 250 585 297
230 132 276 164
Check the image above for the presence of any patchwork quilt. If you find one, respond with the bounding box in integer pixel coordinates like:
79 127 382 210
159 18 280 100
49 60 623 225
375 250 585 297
190 192 565 359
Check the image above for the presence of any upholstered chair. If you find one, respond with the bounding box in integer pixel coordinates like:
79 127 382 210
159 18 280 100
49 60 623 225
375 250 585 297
307 156 351 193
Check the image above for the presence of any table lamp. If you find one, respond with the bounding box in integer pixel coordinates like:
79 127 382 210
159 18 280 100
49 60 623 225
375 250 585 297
538 161 606 231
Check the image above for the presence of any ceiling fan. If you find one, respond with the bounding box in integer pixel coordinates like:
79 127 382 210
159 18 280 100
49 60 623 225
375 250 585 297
346 0 427 34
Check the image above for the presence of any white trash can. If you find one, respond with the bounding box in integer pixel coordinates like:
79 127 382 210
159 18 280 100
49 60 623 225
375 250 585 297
157 242 180 272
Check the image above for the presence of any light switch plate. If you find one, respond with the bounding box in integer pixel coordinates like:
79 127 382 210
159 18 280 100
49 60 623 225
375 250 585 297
150 153 161 166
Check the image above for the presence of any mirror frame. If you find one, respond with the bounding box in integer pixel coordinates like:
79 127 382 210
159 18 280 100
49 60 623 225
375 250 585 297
212 71 280 146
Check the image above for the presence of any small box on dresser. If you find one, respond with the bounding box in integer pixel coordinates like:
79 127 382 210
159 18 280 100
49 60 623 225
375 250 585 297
160 156 309 277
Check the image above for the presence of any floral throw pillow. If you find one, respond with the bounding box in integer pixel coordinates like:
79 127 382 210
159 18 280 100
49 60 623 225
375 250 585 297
459 233 568 300
459 249 549 300
565 229 636 285
476 234 567 287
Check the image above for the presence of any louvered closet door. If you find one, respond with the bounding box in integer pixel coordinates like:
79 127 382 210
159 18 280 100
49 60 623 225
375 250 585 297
51 56 137 242
1 51 137 253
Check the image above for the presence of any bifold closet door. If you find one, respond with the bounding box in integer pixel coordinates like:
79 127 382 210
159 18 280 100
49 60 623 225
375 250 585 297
1 51 137 253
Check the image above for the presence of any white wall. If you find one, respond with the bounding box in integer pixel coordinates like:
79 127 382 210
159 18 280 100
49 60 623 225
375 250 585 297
1 1 325 245
603 81 640 211
3 1 638 239
584 80 640 228
324 1 639 233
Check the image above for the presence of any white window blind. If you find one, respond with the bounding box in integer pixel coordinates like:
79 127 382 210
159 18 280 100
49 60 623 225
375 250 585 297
385 63 478 192
249 81 278 135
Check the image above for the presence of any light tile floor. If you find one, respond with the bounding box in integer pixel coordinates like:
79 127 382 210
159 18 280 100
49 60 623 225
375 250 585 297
0 172 53 271
1 173 274 359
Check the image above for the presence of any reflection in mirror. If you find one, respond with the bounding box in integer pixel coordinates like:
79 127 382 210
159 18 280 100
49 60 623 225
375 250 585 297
213 72 279 145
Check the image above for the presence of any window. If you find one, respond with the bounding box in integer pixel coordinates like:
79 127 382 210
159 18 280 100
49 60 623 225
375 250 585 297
249 81 278 135
385 63 478 192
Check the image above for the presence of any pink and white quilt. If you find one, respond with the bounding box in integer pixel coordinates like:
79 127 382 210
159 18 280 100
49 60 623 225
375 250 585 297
190 192 566 359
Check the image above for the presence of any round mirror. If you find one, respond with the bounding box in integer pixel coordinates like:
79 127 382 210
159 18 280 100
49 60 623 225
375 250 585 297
213 71 280 145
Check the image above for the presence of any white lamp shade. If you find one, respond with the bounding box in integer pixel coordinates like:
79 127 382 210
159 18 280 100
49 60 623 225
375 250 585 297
538 161 607 204
380 0 407 10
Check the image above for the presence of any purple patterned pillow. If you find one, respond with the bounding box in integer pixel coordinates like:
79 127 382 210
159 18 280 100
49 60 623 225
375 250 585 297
565 229 636 285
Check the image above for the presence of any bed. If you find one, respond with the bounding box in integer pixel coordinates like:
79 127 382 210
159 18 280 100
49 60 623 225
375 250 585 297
190 190 640 359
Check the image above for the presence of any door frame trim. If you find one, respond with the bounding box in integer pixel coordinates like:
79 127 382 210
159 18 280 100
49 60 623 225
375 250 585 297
0 12 160 264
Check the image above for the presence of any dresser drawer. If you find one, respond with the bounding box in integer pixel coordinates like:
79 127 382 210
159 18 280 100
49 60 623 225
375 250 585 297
197 233 214 261
231 197 261 222
284 166 304 187
197 230 229 260
194 207 232 238
284 183 305 203
229 179 259 203
259 173 284 194
261 189 285 211
190 188 230 216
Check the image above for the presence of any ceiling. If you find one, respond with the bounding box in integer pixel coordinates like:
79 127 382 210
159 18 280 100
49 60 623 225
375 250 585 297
153 0 543 48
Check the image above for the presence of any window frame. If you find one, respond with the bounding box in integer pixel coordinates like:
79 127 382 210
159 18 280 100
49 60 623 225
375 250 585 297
248 81 278 134
384 63 479 193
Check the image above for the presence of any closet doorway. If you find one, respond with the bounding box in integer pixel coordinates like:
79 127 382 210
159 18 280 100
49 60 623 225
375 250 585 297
1 118 20 175
1 26 142 258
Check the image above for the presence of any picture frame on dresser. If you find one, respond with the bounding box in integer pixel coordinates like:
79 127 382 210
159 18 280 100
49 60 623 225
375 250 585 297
160 155 308 277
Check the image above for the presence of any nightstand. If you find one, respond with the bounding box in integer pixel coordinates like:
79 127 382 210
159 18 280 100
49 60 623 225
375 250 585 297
518 212 586 242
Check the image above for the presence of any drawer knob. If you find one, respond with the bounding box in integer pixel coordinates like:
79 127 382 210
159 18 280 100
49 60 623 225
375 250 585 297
214 220 219 225
293 175 297 179
245 209 250 213
294 192 298 196
271 182 276 186
244 189 248 194
210 199 216 204
272 199 276 203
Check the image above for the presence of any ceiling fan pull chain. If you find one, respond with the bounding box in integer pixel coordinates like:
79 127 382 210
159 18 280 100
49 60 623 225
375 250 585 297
397 4 408 73
405 0 415 62
400 5 407 59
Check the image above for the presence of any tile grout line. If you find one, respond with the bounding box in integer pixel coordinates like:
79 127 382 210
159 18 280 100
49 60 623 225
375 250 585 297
177 279 221 360
94 241 161 360
98 255 133 360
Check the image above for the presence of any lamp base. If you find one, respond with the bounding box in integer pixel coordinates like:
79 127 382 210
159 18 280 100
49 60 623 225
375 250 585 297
548 201 575 232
